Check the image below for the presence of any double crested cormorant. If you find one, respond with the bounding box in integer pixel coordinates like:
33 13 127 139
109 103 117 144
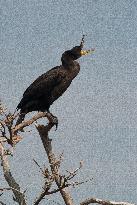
16 35 94 128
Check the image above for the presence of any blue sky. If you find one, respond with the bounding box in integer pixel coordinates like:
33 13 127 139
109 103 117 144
0 1 137 204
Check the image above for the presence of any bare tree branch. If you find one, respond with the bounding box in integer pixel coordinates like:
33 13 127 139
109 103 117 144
33 159 88 204
0 187 25 194
33 184 71 205
12 112 54 134
80 197 135 205
35 124 74 205
0 201 6 205
0 102 6 115
65 161 83 181
0 136 22 144
0 142 27 205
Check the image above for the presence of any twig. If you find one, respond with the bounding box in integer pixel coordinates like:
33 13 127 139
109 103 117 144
67 178 92 188
0 121 9 142
80 197 135 205
0 135 22 145
65 161 83 181
33 159 45 175
0 187 25 194
0 102 6 115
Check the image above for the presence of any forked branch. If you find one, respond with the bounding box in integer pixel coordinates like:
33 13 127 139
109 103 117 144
12 112 53 134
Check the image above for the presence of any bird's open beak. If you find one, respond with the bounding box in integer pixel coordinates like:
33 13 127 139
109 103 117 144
80 35 95 56
80 48 95 56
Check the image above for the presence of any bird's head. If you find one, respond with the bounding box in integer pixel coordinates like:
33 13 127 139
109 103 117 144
68 35 95 60
61 35 95 65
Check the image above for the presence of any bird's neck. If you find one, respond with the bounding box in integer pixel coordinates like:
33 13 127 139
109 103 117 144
62 56 79 70
62 61 75 69
62 61 80 80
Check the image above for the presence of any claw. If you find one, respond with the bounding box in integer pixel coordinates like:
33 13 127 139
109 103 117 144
52 116 58 131
47 112 58 130
49 114 58 130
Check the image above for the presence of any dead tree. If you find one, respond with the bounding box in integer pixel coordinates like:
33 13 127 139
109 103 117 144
0 102 135 205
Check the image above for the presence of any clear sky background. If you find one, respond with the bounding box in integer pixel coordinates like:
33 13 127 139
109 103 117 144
0 0 137 204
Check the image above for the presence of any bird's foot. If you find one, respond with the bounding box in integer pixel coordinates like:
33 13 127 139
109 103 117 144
51 116 58 130
49 113 58 131
46 111 58 130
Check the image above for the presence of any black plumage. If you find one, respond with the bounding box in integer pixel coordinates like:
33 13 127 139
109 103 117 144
16 36 94 126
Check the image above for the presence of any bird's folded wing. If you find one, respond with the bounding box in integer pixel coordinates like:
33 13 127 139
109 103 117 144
22 67 64 100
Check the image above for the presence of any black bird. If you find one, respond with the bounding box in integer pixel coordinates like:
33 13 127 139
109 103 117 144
16 35 95 128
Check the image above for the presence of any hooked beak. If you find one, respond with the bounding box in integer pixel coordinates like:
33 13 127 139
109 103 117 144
80 48 95 56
